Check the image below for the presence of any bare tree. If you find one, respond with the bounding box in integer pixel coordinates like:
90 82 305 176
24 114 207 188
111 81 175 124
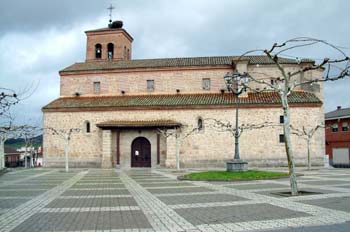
17 125 41 168
237 37 350 195
0 115 17 169
205 118 276 138
0 88 19 117
44 127 81 172
0 116 35 169
158 125 198 170
290 124 324 170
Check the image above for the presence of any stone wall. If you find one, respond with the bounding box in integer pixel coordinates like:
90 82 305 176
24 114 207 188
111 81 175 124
43 106 325 168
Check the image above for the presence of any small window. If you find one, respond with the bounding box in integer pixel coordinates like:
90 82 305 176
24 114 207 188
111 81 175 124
147 80 154 91
332 123 338 132
279 134 285 143
342 122 348 131
95 44 102 59
93 82 101 94
202 78 211 90
107 43 114 60
270 79 275 85
280 115 284 124
127 49 130 59
124 46 127 59
85 121 91 133
197 118 204 131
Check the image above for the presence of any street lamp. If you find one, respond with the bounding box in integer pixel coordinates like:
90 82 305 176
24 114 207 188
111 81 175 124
224 65 250 172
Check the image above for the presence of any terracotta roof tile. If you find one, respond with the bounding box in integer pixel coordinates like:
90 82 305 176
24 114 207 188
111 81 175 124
96 120 181 128
43 92 321 111
60 56 314 73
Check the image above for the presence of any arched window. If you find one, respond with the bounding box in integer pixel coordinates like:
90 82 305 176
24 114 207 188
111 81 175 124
124 46 127 59
197 117 204 131
85 121 91 133
95 44 102 59
127 48 130 60
107 43 114 60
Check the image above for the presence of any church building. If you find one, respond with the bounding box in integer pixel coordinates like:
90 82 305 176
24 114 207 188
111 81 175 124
42 20 325 168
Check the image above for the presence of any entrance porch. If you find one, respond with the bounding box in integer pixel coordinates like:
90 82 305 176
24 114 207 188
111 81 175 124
96 120 181 169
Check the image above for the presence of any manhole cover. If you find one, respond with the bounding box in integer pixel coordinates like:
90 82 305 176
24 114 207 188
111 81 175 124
271 190 322 197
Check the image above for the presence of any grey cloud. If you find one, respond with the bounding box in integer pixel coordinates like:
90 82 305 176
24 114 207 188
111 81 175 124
0 0 349 124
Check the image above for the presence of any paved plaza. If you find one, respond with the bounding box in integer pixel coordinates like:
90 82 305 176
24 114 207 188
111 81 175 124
0 168 350 232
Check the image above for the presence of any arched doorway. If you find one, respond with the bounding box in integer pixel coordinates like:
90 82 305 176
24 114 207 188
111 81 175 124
131 137 151 167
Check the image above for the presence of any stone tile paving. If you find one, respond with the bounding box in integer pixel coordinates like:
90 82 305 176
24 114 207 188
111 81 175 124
175 203 309 225
260 221 350 232
147 186 214 194
46 196 138 208
0 168 350 232
158 193 247 205
300 196 350 213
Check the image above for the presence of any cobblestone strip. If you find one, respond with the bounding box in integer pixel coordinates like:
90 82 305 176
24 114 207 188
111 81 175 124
68 187 126 190
119 172 198 232
154 170 350 231
0 188 50 191
40 206 140 212
144 185 196 189
74 182 123 185
0 170 57 186
38 229 155 232
0 196 32 200
0 170 88 232
169 200 262 209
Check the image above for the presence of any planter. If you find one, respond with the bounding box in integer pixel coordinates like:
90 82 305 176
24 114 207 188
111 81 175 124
226 159 248 172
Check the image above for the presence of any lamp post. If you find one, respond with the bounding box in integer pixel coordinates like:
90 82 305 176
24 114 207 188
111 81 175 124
224 66 250 172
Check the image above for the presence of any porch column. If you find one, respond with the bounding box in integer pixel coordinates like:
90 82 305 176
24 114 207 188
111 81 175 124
101 129 112 168
165 129 177 168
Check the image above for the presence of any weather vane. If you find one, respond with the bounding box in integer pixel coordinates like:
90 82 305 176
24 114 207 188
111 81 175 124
107 4 115 24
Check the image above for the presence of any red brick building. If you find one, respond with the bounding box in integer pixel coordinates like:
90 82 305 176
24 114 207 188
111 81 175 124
325 106 350 167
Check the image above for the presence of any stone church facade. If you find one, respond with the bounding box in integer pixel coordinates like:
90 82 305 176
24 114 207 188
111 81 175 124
42 21 325 169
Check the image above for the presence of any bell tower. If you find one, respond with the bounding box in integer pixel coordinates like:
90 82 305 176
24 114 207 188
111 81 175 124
85 20 133 61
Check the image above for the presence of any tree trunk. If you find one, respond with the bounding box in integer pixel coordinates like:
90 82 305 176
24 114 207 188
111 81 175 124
0 138 4 170
282 95 299 196
307 139 311 170
175 133 180 170
64 139 69 172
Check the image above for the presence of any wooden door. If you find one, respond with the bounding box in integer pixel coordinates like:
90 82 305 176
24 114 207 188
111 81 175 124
131 137 151 167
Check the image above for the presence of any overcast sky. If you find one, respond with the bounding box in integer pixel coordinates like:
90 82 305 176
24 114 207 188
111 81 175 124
1 0 349 124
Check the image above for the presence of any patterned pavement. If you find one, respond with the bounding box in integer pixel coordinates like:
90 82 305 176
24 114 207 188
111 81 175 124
0 168 349 232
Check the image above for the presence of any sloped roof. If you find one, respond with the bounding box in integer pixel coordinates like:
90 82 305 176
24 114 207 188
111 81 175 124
43 92 321 111
60 56 314 73
325 108 350 120
5 146 19 155
96 120 181 128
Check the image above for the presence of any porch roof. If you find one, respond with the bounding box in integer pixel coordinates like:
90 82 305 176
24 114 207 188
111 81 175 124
96 120 182 129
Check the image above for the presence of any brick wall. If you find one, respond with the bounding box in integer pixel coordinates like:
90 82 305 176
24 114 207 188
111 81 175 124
86 30 132 61
325 118 350 160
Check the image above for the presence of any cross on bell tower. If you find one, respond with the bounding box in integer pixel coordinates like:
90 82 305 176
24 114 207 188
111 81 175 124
107 4 115 26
